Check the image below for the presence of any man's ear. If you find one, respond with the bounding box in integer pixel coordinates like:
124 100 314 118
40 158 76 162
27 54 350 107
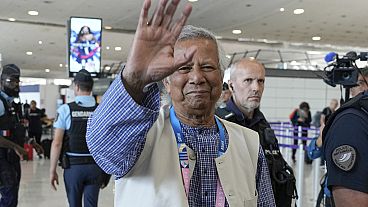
74 83 80 92
162 78 171 94
228 81 234 93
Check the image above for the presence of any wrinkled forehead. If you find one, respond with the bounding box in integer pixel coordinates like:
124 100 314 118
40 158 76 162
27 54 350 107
174 38 219 63
175 38 218 52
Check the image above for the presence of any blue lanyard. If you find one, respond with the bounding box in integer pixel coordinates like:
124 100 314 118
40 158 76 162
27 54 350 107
170 106 228 205
169 106 227 159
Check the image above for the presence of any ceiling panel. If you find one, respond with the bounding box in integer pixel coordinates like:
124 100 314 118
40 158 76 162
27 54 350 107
0 0 368 78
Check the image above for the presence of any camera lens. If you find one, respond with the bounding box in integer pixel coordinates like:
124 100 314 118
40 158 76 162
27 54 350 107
342 72 351 80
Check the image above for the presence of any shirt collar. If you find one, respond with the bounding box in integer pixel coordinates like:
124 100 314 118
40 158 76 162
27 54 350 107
0 91 14 103
75 95 95 106
226 97 245 121
225 97 266 127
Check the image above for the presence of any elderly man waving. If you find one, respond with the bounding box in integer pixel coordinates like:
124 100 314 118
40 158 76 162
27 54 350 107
86 0 275 206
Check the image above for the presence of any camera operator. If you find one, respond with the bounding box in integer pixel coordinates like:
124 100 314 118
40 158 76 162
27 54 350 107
322 57 368 206
350 66 368 97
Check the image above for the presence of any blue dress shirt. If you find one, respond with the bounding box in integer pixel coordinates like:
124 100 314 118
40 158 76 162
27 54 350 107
86 75 275 206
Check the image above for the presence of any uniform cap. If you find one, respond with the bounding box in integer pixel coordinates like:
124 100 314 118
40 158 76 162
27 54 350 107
1 64 20 80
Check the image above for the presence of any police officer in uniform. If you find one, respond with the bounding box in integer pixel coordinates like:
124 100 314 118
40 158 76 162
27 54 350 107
49 69 106 207
0 64 42 207
323 92 368 206
216 58 297 206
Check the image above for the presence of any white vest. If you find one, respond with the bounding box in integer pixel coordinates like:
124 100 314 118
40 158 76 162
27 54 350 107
115 108 260 207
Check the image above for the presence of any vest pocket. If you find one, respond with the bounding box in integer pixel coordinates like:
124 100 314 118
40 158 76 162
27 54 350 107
243 189 258 206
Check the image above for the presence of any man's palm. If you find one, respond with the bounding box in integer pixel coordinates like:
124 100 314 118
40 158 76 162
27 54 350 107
124 0 194 92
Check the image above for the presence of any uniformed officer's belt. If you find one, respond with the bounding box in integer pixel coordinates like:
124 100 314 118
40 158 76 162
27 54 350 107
68 156 95 165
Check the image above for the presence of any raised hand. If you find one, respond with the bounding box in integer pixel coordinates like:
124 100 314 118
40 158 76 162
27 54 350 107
123 0 196 102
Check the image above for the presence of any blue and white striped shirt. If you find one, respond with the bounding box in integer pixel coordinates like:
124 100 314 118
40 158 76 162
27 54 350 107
86 75 275 206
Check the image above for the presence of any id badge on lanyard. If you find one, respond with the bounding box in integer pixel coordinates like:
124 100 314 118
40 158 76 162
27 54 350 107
170 106 227 207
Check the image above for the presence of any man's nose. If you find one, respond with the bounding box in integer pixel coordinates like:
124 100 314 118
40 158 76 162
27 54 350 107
189 67 206 84
251 80 260 91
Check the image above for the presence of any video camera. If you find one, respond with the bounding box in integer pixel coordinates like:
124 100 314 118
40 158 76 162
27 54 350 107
323 51 368 87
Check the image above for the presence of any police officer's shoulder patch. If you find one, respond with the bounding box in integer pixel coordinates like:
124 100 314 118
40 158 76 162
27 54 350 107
332 145 357 171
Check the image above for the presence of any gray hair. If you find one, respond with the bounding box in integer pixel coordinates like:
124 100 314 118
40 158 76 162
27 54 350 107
177 25 227 74
229 58 265 81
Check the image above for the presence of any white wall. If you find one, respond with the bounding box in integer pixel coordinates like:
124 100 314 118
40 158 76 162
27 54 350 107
39 85 59 119
260 77 341 122
19 92 40 107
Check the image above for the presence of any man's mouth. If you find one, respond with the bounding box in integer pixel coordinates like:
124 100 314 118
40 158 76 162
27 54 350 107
248 96 260 100
186 90 210 95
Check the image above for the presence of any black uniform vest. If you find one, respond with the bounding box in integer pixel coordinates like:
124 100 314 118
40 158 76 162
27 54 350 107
323 91 368 141
216 107 298 206
0 94 26 164
65 102 97 154
0 94 24 147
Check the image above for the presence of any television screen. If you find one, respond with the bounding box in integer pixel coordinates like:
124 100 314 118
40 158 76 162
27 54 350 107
68 17 102 77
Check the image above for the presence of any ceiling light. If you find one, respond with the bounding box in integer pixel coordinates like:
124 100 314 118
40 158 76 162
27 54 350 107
26 51 33 55
280 8 285 12
28 10 39 16
38 40 43 45
308 65 317 70
188 0 198 2
45 69 50 73
293 9 304 15
8 18 16 22
104 26 112 30
106 46 110 50
59 64 63 67
54 79 72 86
65 64 68 68
232 29 242 35
249 57 255 60
312 36 321 41
105 66 111 70
307 51 322 55
114 47 122 51
215 36 223 40
290 60 301 66
238 38 249 42
226 55 231 59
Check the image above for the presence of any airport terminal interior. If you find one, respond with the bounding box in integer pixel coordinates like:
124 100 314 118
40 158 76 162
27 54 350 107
1 0 368 206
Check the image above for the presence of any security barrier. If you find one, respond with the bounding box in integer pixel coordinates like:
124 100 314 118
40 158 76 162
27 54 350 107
270 122 323 207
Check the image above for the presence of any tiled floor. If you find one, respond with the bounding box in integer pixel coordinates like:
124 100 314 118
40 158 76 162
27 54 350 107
18 158 114 207
16 154 323 207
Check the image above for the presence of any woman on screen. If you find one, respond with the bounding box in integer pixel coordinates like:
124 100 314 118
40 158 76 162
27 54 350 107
71 26 100 71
